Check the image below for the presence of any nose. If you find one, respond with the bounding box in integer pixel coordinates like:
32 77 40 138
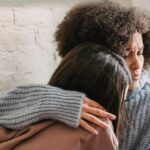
130 54 141 70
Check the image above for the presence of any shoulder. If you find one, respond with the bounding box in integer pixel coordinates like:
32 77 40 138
52 119 118 150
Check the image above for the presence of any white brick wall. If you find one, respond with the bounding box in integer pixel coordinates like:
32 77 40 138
0 0 149 91
0 5 67 91
132 0 150 11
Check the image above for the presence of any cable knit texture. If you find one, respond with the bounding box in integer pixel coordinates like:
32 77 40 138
119 70 150 150
0 84 84 130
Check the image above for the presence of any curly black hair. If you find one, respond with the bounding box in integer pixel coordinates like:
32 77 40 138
55 1 150 66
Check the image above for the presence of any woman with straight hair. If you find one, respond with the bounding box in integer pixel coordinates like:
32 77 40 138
49 43 131 135
54 2 150 149
0 43 131 150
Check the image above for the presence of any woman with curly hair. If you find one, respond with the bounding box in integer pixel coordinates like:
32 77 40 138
0 43 131 150
54 1 150 150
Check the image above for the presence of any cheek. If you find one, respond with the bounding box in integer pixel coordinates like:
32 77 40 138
139 55 144 67
125 55 144 69
124 58 131 68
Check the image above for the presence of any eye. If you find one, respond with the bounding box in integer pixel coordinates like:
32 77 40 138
137 46 144 55
137 51 143 55
123 55 129 59
137 49 144 55
123 51 130 59
126 48 131 52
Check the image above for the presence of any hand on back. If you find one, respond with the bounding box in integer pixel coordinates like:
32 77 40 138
80 97 116 134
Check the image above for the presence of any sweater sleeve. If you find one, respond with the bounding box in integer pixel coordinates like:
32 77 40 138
0 84 85 130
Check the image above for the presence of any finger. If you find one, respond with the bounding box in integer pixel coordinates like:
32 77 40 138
83 97 102 109
80 119 98 135
83 105 116 120
82 112 110 129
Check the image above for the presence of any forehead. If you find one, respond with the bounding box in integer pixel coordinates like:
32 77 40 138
128 32 144 49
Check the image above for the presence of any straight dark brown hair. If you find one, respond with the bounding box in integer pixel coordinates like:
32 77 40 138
49 43 131 134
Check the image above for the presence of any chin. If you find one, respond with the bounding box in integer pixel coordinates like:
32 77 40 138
129 80 140 90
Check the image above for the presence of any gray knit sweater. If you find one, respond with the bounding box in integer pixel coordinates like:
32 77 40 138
0 85 85 129
119 70 150 150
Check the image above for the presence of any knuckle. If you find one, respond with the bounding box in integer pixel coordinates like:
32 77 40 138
81 112 85 117
87 126 92 131
96 110 101 115
84 97 89 103
90 115 96 121
83 105 88 112
99 110 107 117
105 113 109 117
82 107 86 112
79 119 83 123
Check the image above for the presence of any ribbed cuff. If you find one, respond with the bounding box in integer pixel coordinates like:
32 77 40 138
0 84 85 129
38 86 85 128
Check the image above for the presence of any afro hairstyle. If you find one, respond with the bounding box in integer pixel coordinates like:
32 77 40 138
55 1 150 66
